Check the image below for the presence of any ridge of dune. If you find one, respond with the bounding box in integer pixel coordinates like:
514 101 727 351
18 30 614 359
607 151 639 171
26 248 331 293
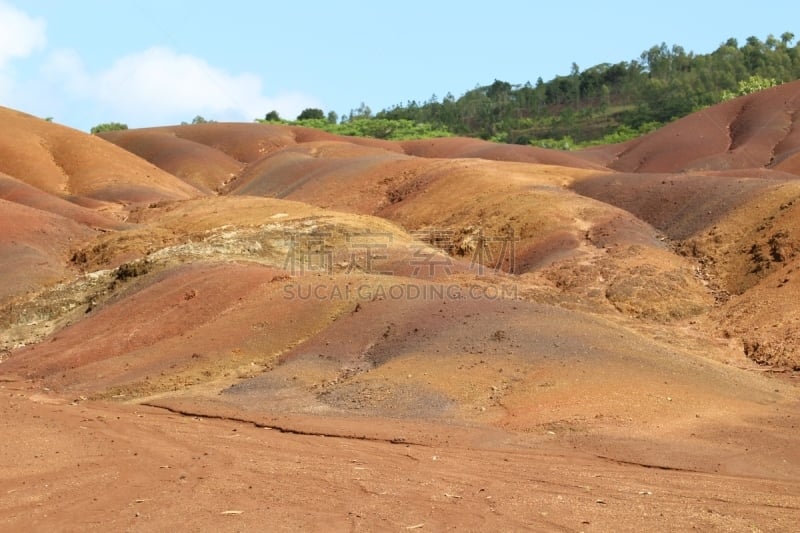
0 171 122 230
0 106 202 202
99 129 243 193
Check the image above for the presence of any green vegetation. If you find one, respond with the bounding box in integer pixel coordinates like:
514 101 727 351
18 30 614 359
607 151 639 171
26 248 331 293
720 75 779 101
296 108 325 120
256 115 452 140
298 118 452 140
90 122 128 134
531 122 663 150
382 33 799 146
180 115 216 125
260 33 800 148
264 110 281 122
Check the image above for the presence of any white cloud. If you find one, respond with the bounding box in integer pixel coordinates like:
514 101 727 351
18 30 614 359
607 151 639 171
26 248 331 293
0 1 46 68
1 2 318 129
45 46 319 126
43 48 89 93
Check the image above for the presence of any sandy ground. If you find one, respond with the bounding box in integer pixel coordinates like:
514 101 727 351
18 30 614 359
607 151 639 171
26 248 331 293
2 375 799 533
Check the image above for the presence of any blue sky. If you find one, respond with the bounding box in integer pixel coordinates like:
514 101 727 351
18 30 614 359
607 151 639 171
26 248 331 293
0 1 794 132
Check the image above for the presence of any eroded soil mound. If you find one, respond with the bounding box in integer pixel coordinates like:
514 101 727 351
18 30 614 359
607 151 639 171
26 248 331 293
0 106 200 202
4 89 800 530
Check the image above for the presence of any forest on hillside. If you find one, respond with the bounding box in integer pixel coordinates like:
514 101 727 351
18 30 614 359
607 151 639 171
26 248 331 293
262 33 800 148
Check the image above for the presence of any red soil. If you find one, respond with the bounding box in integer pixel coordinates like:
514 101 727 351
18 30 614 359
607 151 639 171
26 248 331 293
0 199 96 301
4 84 800 529
592 80 800 174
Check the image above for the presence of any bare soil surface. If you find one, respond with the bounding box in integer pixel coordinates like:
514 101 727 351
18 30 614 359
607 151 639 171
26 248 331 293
2 376 799 532
584 80 800 175
3 87 800 530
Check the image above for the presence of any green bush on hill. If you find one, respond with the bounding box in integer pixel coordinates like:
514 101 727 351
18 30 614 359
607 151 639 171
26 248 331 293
90 122 128 134
256 116 452 141
720 75 779 101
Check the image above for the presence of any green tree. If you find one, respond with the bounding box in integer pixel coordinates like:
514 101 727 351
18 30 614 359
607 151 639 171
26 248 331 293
347 102 372 121
570 62 581 108
181 115 216 125
742 36 767 72
297 108 325 120
90 122 128 134
600 84 610 113
264 110 281 122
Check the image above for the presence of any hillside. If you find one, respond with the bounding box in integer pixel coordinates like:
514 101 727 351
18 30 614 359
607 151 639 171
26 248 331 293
579 79 800 173
366 33 800 145
2 86 800 530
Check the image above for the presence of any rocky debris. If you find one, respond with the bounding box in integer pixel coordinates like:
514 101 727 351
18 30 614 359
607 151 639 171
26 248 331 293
743 334 800 370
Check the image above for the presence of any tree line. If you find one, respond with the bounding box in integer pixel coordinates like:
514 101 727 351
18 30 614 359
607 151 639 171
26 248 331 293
92 33 800 148
262 32 799 147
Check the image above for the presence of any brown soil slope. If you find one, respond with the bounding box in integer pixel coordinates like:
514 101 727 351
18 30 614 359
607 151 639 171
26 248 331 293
100 121 728 325
0 171 121 230
99 122 298 165
775 149 800 174
71 88 800 367
99 128 243 193
572 86 800 370
224 141 712 321
105 125 668 291
6 259 797 458
0 109 206 311
0 107 200 203
3 95 800 531
401 136 607 169
178 121 607 170
0 194 469 356
0 199 97 302
572 169 798 241
586 80 800 174
4 251 799 531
